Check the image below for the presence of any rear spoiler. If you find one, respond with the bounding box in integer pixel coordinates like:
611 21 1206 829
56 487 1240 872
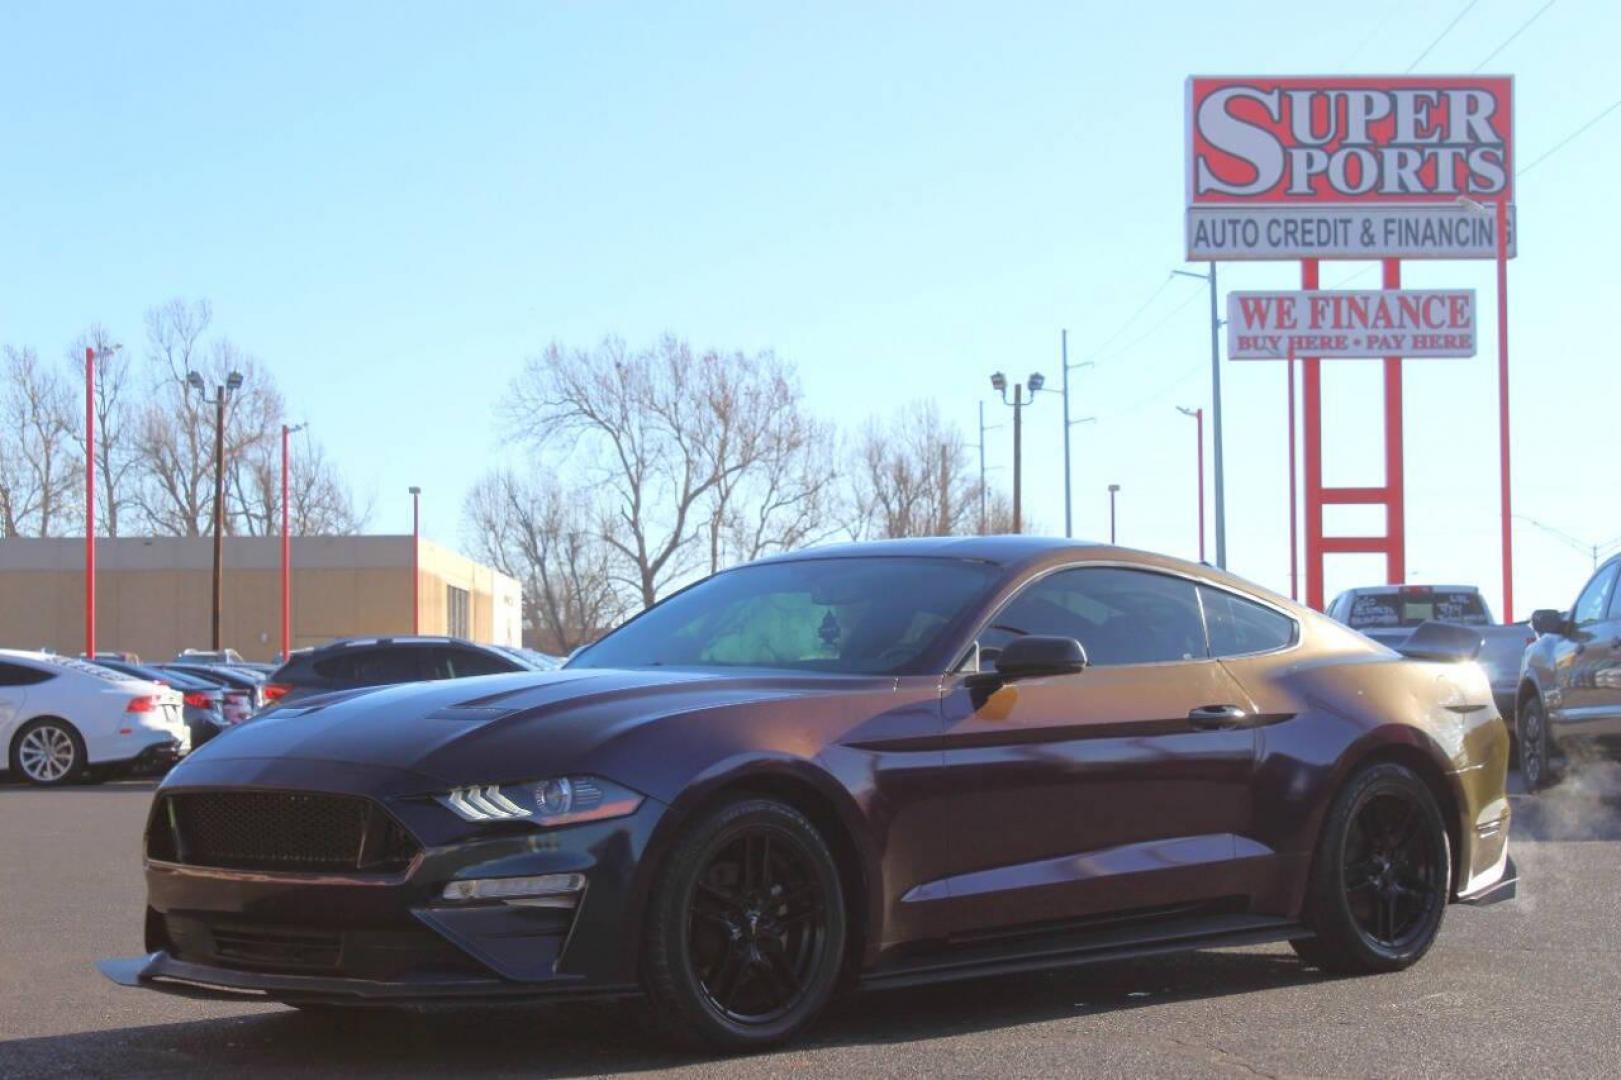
1396 620 1484 663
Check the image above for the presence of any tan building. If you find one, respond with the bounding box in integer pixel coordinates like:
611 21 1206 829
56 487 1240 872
0 536 521 663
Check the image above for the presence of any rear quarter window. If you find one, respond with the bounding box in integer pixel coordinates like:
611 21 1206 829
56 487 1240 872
1200 587 1297 656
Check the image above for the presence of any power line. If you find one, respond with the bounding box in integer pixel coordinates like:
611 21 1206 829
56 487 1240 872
1520 94 1621 176
1473 0 1556 71
1094 287 1206 367
1080 275 1176 363
1406 0 1479 71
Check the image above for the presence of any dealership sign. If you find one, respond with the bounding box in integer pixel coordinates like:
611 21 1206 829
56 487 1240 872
1186 76 1514 259
1226 289 1477 359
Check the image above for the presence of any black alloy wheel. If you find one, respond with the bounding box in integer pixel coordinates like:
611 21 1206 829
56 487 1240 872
1341 790 1446 950
1517 696 1552 792
1294 763 1450 974
643 798 845 1050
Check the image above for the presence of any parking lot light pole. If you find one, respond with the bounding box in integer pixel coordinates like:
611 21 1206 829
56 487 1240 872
409 486 422 634
990 371 1045 534
1108 484 1121 545
188 370 244 651
1176 407 1205 562
973 402 1005 533
1172 265 1225 568
280 423 306 661
83 342 122 657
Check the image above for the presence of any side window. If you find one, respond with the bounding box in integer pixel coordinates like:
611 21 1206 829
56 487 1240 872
1200 586 1297 656
980 568 1207 668
1607 565 1621 621
1573 565 1619 627
439 647 513 678
315 648 430 685
0 662 54 687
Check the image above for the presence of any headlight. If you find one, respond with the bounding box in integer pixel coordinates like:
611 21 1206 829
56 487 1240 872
437 776 643 826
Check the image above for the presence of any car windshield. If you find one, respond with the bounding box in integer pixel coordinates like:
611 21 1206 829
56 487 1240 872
570 557 998 675
1346 589 1490 628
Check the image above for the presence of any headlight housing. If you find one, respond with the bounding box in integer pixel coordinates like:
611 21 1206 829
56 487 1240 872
437 776 643 826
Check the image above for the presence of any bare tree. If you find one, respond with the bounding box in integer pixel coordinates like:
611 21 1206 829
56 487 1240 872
0 346 82 538
463 470 629 654
505 336 828 608
844 401 985 539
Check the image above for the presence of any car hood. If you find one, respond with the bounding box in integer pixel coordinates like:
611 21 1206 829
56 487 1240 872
166 666 888 791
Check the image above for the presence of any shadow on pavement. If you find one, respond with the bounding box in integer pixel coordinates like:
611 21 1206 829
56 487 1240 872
0 950 1323 1077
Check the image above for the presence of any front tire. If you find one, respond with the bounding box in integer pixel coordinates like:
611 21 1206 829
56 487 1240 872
10 718 86 787
1293 763 1451 974
1517 695 1554 792
642 797 846 1051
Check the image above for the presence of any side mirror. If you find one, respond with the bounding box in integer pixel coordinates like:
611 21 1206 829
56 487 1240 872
993 635 1089 679
1530 609 1567 637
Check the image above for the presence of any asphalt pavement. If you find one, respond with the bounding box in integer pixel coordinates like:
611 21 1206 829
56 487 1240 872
2 765 1618 1079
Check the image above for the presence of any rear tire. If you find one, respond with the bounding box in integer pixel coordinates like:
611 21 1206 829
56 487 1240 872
9 718 86 787
1293 763 1451 975
642 797 846 1051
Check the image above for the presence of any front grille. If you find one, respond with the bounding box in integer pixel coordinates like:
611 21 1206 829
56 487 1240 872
211 925 342 971
157 912 486 979
149 791 419 874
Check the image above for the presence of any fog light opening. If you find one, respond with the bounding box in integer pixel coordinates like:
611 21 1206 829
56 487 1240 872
440 872 586 908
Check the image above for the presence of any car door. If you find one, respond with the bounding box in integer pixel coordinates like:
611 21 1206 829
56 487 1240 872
1548 562 1620 723
924 566 1259 938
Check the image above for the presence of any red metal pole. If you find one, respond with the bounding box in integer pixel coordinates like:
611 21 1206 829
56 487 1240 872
1495 199 1514 622
1301 259 1324 610
411 490 421 634
1383 258 1406 585
1195 408 1206 563
1287 340 1298 601
280 424 291 660
84 346 95 657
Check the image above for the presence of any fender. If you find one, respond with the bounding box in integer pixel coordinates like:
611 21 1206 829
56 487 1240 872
620 752 887 972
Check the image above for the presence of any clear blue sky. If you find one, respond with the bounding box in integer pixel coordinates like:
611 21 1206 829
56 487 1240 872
4 0 1617 615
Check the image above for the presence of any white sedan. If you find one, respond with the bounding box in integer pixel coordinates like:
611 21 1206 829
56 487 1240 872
1 650 190 786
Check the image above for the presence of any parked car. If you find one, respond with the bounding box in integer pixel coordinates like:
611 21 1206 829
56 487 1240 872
1326 584 1534 719
158 664 263 719
261 635 552 706
174 648 248 665
102 538 1514 1049
86 659 233 748
1 650 189 786
1517 554 1621 791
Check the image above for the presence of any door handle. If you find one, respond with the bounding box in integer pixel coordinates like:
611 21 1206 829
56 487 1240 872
1188 704 1248 730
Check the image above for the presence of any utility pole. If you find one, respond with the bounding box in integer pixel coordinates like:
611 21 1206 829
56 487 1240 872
977 401 988 533
1108 484 1121 544
187 370 244 652
409 486 422 634
1056 330 1095 538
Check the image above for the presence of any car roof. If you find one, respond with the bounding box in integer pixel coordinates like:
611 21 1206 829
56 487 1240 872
748 535 1107 567
300 635 485 655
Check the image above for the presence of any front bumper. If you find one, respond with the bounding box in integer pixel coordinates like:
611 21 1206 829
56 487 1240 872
100 773 666 1005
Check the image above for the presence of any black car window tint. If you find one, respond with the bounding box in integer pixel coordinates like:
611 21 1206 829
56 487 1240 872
1573 565 1618 626
986 568 1207 667
313 653 360 681
1607 566 1621 621
0 662 55 687
1200 586 1297 657
444 648 514 678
